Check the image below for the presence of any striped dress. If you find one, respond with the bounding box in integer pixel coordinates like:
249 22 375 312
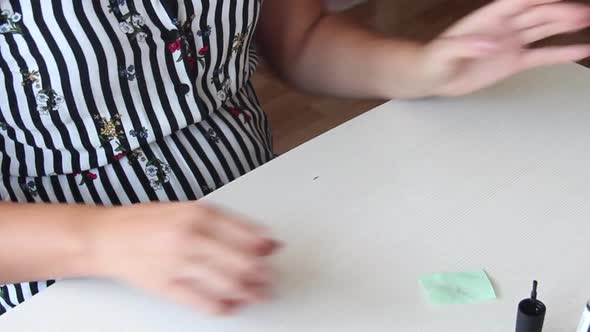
0 0 273 314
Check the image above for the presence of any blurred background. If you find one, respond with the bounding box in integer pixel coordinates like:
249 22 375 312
254 0 590 154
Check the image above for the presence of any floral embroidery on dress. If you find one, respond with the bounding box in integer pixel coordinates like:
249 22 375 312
113 140 147 165
20 180 38 197
107 0 126 15
119 13 147 42
198 46 209 56
145 158 171 190
93 114 140 163
206 128 220 143
228 107 251 123
127 149 147 164
167 16 209 69
129 127 149 140
21 69 40 88
119 65 136 81
212 65 232 102
113 151 126 161
114 140 126 153
36 88 64 115
94 114 124 143
196 25 212 38
217 78 231 101
231 33 246 54
0 10 23 34
76 171 98 186
113 141 127 161
107 0 147 44
94 116 150 164
230 24 251 55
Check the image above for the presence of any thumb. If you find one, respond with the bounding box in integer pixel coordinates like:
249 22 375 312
427 35 500 63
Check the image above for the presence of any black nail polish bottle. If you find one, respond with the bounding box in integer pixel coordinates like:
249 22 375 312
516 281 546 332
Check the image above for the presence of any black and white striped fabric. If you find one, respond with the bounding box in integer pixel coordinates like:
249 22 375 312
0 0 272 314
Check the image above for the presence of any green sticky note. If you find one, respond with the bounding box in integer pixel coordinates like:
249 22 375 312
420 270 496 305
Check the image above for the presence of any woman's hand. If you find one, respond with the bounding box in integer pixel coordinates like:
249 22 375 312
420 0 590 96
88 201 280 315
258 0 590 100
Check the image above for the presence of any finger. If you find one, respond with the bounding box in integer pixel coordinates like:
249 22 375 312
442 0 566 37
166 281 239 315
178 260 271 302
202 206 281 256
215 217 280 256
194 234 274 284
520 45 590 69
484 0 561 17
520 21 590 44
512 3 590 30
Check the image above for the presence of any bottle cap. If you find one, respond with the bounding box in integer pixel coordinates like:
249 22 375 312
516 281 546 332
576 300 590 332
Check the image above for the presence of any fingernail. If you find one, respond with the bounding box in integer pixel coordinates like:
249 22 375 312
220 299 243 314
257 239 283 256
243 277 269 288
268 239 283 250
222 299 243 307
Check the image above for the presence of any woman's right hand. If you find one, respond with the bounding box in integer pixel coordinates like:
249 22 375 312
86 201 281 315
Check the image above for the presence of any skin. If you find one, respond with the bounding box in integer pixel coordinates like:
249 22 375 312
1 0 590 316
257 0 590 98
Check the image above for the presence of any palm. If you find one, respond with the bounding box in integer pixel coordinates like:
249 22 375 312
424 0 590 96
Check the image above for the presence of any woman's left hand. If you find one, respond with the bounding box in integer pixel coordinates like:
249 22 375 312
419 0 590 96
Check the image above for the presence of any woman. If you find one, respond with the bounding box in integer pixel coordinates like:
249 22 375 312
0 0 589 316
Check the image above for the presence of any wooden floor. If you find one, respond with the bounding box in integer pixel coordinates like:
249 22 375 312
253 1 590 154
252 67 382 154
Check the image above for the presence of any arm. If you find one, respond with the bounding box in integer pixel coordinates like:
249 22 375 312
0 201 279 315
0 202 96 284
256 0 590 99
255 1 424 99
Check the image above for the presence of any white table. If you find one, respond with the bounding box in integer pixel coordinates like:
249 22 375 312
2 64 590 331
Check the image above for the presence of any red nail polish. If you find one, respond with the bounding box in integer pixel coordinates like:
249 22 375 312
222 299 241 306
221 299 243 313
257 239 281 256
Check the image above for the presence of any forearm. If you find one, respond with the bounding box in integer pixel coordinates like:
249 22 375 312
0 202 98 284
258 8 428 100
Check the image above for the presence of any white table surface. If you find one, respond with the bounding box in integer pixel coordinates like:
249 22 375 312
2 64 590 332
